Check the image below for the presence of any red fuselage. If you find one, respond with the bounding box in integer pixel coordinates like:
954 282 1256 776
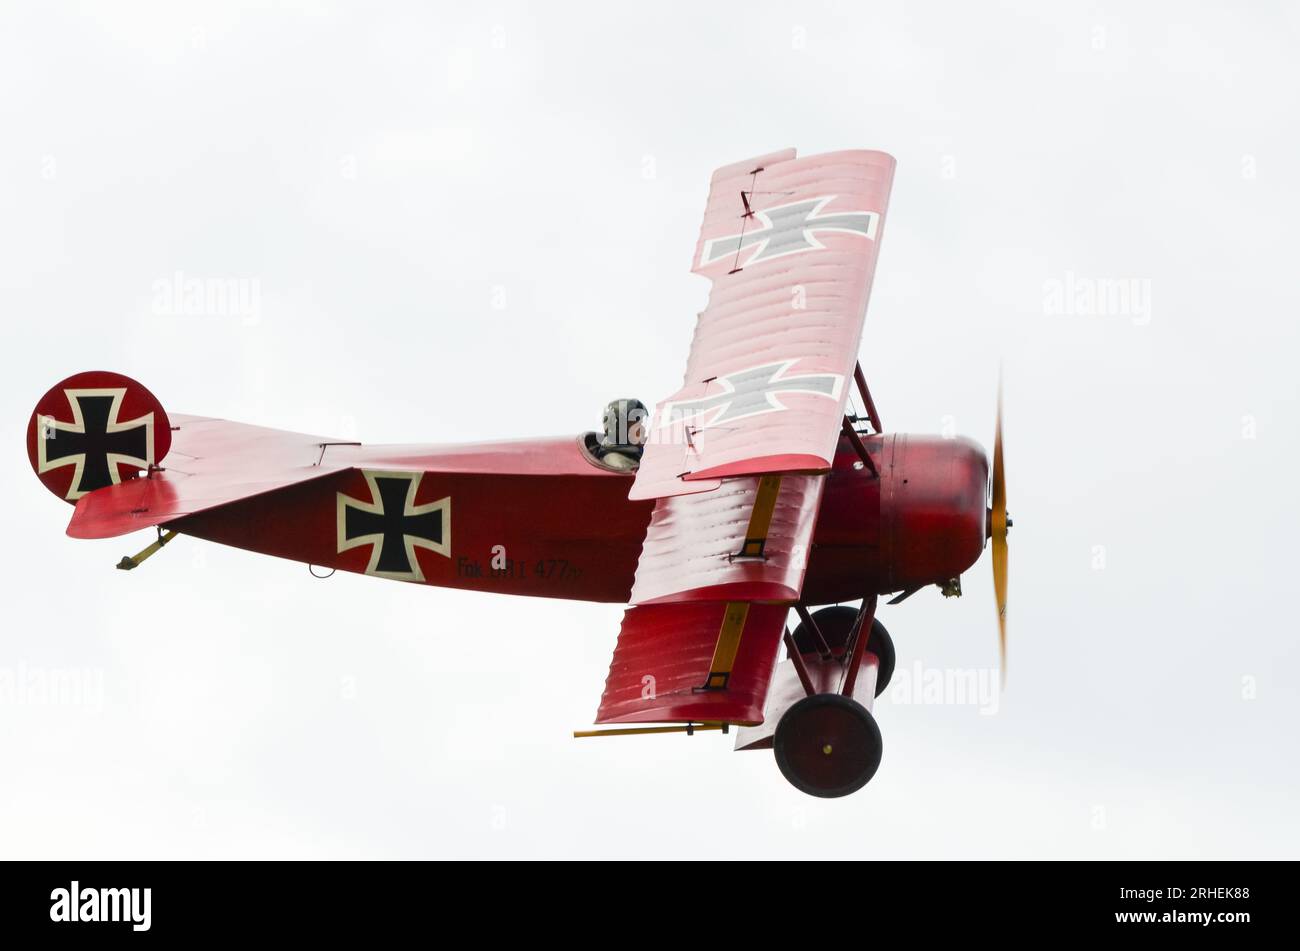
172 432 989 605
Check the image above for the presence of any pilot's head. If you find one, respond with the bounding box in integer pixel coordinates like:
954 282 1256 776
602 398 648 448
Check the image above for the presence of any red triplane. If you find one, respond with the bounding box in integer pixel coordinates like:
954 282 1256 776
27 148 1010 798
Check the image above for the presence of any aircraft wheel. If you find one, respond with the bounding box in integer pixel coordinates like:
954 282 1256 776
773 694 883 798
792 606 896 696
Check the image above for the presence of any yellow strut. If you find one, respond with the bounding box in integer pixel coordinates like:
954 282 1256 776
573 723 728 738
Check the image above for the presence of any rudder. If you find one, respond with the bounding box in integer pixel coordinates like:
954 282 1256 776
27 370 172 503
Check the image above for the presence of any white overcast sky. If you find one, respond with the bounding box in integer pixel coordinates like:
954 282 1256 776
2 1 1298 859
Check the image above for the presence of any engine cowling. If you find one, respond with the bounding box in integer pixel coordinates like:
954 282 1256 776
880 434 989 592
804 433 990 601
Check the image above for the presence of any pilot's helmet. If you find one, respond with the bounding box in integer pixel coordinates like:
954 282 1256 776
602 398 649 448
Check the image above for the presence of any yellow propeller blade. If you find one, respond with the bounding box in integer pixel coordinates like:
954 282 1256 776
990 379 1009 685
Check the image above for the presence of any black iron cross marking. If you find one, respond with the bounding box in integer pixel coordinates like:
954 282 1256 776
337 471 450 581
699 196 880 268
38 390 153 499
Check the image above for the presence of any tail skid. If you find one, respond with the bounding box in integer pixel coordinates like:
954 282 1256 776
116 529 178 570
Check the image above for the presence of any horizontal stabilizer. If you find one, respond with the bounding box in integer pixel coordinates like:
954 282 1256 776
67 414 353 539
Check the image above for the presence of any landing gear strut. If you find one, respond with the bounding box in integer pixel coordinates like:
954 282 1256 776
738 603 894 798
791 605 895 695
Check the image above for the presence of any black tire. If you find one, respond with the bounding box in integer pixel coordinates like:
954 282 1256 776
791 606 896 697
773 694 883 798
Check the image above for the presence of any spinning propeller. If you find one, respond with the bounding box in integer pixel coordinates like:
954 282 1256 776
989 379 1011 685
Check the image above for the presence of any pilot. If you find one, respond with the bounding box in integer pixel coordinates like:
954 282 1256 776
597 398 648 470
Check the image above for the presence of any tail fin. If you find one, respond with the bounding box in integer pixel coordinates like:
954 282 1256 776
27 371 172 503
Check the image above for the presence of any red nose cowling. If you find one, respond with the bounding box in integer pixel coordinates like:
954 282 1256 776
805 434 989 602
881 434 989 592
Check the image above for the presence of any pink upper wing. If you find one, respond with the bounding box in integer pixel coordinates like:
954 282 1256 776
630 148 895 501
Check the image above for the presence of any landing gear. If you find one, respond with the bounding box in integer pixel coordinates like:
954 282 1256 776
774 693 883 798
791 605 896 696
734 602 897 798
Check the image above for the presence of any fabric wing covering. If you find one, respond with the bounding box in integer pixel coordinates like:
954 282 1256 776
629 147 895 501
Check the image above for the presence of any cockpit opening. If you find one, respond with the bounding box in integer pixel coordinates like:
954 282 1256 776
581 398 648 472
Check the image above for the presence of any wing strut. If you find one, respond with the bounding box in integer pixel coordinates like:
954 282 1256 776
854 362 883 433
700 601 751 690
841 417 879 477
732 474 782 560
